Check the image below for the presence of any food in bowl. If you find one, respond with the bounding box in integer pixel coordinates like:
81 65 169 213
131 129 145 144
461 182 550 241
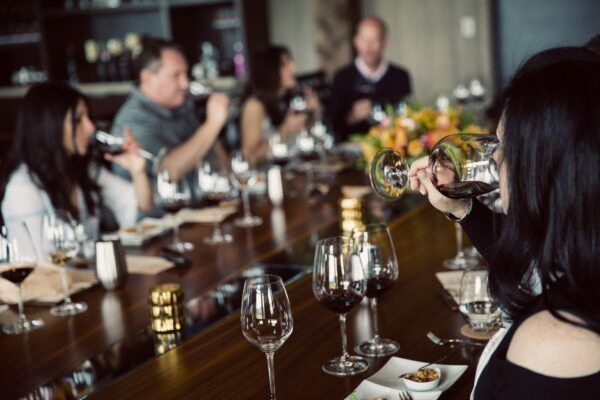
401 367 441 391
403 367 439 382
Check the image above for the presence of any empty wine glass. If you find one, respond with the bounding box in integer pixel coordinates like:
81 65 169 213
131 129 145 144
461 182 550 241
156 170 194 252
313 236 369 376
1 222 45 334
459 266 501 333
230 151 262 228
370 133 500 201
198 162 233 245
370 103 386 124
42 211 87 316
444 223 479 270
352 224 400 357
241 274 293 400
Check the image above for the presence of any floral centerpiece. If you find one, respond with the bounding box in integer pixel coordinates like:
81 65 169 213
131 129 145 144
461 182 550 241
353 102 488 166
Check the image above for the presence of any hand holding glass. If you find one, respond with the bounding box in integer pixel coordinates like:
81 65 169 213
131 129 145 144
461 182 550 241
370 133 500 201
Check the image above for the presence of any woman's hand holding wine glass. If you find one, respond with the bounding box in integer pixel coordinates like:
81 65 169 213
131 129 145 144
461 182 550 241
104 127 146 175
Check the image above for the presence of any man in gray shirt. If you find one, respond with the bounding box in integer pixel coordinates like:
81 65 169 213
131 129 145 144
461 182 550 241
112 37 229 185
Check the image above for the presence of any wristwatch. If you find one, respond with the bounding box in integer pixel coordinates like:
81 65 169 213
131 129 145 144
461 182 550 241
444 199 473 222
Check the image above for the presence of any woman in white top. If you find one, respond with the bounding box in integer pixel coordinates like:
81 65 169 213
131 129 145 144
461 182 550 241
240 45 321 162
0 82 153 248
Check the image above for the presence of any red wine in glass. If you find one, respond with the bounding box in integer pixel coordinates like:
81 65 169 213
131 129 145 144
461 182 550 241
161 200 187 214
365 276 395 298
0 264 35 284
317 290 364 314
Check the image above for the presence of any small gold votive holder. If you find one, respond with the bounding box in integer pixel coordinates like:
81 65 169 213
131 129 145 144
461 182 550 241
148 283 186 333
339 197 366 235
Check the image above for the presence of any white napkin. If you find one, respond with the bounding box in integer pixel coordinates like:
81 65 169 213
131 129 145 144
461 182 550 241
176 205 237 224
435 271 463 303
341 185 372 199
0 262 97 304
126 255 174 275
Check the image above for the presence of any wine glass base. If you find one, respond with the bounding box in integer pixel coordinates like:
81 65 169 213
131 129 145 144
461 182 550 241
322 355 370 376
168 242 194 252
234 215 263 228
443 256 478 270
355 338 400 357
203 233 233 245
50 301 87 317
2 318 45 335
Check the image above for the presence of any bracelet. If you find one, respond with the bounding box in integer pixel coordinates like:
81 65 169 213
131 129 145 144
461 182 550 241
444 199 473 222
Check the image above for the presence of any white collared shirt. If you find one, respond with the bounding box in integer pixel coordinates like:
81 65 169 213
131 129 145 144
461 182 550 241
355 57 389 82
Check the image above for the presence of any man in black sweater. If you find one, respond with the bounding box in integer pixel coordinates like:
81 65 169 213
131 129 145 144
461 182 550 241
329 16 412 141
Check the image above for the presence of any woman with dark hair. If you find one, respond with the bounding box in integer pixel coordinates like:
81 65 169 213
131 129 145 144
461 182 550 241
410 47 600 398
0 83 153 248
240 45 321 161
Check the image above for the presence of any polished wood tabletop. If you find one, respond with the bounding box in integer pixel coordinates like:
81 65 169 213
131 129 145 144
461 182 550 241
0 169 481 399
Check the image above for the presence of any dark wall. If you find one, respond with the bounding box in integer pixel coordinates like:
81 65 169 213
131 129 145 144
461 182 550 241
496 0 600 88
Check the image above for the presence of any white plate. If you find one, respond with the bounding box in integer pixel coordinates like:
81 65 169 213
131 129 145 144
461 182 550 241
345 380 441 400
367 357 468 393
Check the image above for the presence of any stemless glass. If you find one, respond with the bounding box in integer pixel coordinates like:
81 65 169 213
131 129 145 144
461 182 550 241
230 151 262 227
156 170 194 252
352 224 400 357
198 162 233 245
370 133 500 201
241 274 293 400
313 236 369 376
459 267 501 333
1 222 45 334
42 211 87 316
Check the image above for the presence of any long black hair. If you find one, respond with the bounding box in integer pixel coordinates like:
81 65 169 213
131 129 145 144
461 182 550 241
240 45 292 127
490 47 600 332
0 83 100 220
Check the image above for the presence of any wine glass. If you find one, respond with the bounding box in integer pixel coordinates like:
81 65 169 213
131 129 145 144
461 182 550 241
42 211 87 317
241 274 293 400
1 222 45 334
370 133 500 201
156 170 194 252
296 130 320 197
352 224 400 357
198 161 233 245
230 151 262 228
443 223 479 270
459 267 501 333
313 236 369 376
289 94 307 114
370 103 386 124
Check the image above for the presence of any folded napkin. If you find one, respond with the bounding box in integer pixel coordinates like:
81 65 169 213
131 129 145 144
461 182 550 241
435 271 463 304
0 262 97 304
126 255 174 275
341 185 372 199
176 205 237 224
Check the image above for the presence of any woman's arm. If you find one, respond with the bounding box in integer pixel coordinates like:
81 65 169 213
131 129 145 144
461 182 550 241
241 97 269 161
104 128 153 212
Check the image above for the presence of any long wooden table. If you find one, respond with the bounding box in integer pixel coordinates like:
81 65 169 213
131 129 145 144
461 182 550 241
0 170 481 399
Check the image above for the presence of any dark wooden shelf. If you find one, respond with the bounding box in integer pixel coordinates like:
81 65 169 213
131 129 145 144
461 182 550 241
42 3 160 18
0 33 41 48
167 0 233 8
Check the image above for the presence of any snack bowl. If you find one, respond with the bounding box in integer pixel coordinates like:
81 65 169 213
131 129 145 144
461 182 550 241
401 367 441 391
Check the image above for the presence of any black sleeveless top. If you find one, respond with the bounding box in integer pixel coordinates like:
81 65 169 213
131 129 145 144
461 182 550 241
474 297 600 399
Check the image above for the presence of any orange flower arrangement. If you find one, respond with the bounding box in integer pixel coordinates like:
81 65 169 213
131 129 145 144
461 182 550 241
354 103 487 165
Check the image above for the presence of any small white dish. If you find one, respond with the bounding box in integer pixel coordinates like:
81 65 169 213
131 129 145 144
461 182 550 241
345 380 441 400
401 367 441 391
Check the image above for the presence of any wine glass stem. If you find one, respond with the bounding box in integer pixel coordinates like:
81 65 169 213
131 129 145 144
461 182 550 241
17 284 26 323
212 220 222 238
338 313 350 362
265 351 277 400
241 187 252 218
59 267 72 304
307 165 314 189
454 223 463 257
172 214 181 245
370 297 381 343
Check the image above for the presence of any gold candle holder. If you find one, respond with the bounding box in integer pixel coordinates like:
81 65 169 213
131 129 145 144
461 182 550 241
148 283 186 333
339 197 365 235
